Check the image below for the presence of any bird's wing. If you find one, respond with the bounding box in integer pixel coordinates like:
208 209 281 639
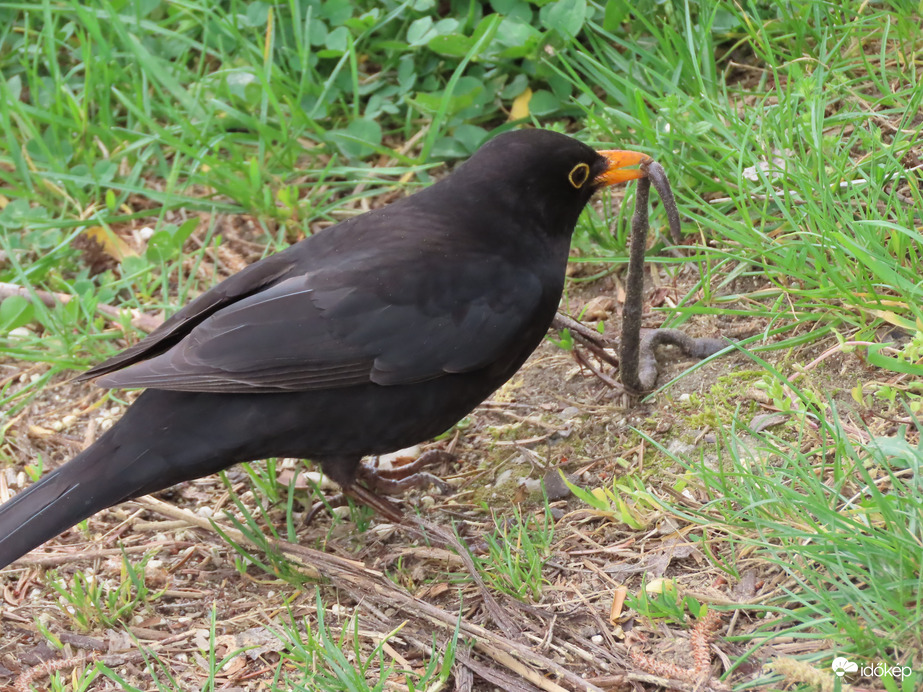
77 249 301 382
92 253 543 393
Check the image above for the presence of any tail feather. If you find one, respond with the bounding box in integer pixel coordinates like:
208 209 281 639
0 441 133 569
0 387 332 569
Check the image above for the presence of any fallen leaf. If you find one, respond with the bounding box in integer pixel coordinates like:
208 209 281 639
749 412 790 433
84 226 136 261
509 87 532 121
582 295 616 321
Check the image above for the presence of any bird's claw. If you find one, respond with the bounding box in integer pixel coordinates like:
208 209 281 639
359 450 455 496
304 450 455 525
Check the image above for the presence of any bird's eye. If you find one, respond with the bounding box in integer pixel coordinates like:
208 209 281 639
568 163 590 189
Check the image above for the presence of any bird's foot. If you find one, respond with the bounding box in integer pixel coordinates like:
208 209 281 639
359 449 455 495
304 450 454 525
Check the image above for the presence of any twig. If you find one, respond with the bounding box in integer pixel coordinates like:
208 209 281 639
6 540 193 568
408 520 521 639
0 281 162 333
131 495 605 692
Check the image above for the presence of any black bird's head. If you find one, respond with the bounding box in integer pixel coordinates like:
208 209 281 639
445 129 651 237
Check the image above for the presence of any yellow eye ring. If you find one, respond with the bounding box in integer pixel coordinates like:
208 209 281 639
568 162 590 189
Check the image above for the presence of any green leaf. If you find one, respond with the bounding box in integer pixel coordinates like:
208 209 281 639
501 74 529 99
0 199 49 229
560 472 611 512
603 0 630 32
242 1 270 27
490 0 532 21
308 18 328 46
146 230 180 263
174 217 198 246
495 16 541 48
528 89 561 115
320 0 353 26
328 117 382 159
0 295 35 332
324 26 350 52
711 8 743 35
433 18 460 35
430 136 469 159
540 0 587 39
867 344 923 376
427 33 474 57
452 124 488 154
409 77 484 117
407 16 435 46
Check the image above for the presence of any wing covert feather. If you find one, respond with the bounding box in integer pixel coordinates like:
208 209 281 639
95 257 544 393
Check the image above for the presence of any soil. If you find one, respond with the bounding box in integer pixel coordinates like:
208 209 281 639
0 209 907 691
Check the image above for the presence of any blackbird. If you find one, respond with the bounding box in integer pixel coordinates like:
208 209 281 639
0 129 650 569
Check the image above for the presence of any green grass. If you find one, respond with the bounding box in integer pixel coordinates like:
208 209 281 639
634 411 923 685
476 501 555 602
1 0 922 689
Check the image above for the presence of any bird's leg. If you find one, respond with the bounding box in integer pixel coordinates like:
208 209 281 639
305 455 393 524
359 450 454 495
619 161 729 392
341 483 404 522
305 451 454 524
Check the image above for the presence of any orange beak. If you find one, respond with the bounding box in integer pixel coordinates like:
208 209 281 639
594 150 652 187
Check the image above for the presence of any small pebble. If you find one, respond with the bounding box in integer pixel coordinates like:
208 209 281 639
519 478 541 493
591 634 603 645
331 505 351 519
300 471 337 490
369 523 397 539
542 470 572 501
559 406 581 420
139 226 155 240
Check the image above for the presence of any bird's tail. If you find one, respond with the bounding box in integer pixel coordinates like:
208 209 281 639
0 387 308 570
0 435 138 570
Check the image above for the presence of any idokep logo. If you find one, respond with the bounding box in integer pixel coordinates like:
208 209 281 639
831 657 858 677
831 656 912 680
